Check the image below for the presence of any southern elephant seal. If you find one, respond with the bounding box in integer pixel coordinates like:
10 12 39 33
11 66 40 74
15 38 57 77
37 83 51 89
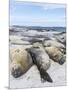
45 46 66 65
26 43 53 83
43 40 66 54
10 47 33 78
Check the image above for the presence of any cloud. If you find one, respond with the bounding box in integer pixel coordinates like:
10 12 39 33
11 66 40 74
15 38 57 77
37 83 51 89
15 0 66 10
10 0 66 26
42 4 66 11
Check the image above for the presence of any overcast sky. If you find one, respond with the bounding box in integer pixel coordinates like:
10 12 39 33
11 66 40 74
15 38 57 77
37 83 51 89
10 0 66 27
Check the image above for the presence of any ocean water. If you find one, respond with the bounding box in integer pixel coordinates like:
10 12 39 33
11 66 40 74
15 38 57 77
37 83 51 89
9 26 66 32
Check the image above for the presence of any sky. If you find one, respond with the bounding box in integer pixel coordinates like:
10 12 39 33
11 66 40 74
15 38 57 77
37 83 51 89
10 0 66 27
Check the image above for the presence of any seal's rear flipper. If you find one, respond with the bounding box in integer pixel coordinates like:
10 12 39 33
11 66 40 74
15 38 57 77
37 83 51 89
39 68 53 83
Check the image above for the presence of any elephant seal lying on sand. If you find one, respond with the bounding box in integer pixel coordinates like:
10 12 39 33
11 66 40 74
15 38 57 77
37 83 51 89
43 40 65 49
10 47 33 78
45 46 66 65
26 43 53 83
43 40 66 54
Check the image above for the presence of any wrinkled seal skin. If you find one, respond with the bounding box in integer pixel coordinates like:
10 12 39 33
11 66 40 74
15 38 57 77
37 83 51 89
10 47 33 78
45 46 66 65
43 40 65 49
43 40 66 54
26 43 53 83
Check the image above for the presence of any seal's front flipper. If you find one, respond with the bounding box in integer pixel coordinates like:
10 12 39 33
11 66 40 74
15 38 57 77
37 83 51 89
39 68 53 83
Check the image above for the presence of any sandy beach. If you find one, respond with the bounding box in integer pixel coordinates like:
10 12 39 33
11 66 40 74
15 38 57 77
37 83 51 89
9 27 66 89
10 61 66 89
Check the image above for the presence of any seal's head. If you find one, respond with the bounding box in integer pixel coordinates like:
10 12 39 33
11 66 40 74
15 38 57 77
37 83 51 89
11 63 23 78
58 55 66 65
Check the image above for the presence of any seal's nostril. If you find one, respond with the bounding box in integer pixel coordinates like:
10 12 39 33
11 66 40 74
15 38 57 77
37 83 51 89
58 60 65 65
58 57 65 65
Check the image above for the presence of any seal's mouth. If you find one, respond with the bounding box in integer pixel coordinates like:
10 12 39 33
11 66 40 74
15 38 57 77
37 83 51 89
11 67 23 78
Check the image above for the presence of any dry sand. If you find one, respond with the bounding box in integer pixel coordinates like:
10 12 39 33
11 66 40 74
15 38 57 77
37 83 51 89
9 60 66 89
9 30 66 89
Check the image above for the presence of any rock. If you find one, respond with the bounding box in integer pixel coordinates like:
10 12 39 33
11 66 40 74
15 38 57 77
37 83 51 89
54 32 66 46
9 35 30 45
